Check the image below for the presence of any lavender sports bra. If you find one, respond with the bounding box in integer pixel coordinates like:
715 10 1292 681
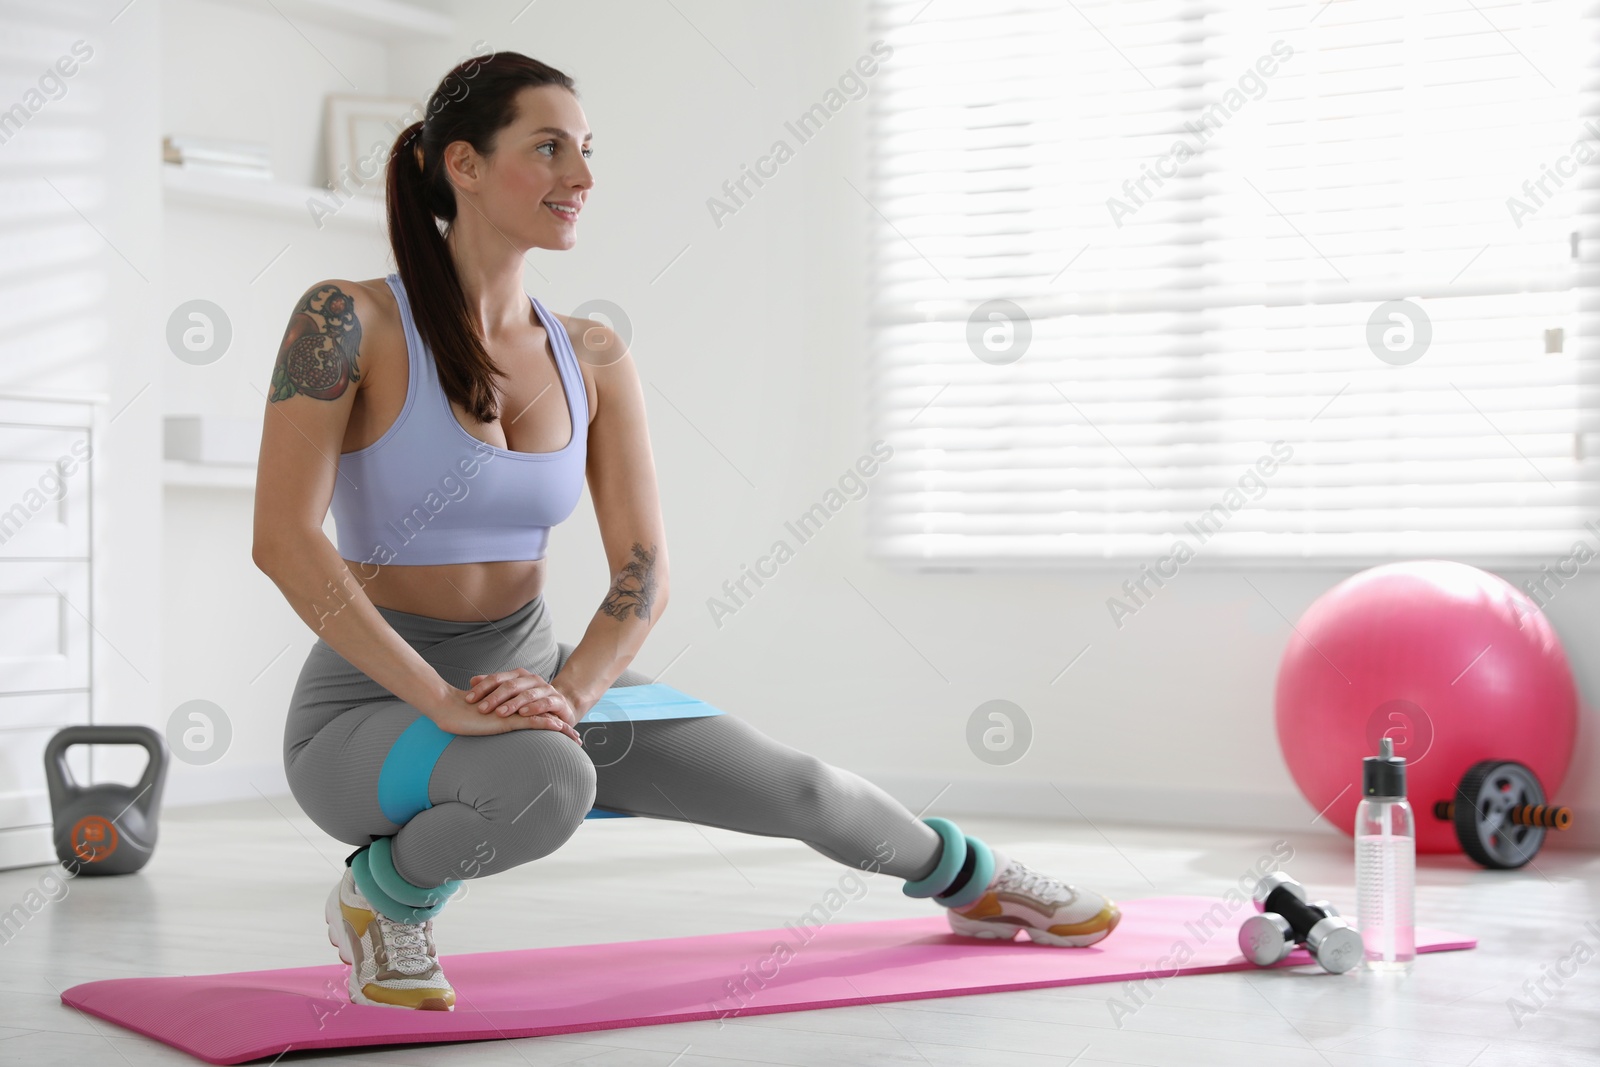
328 273 588 566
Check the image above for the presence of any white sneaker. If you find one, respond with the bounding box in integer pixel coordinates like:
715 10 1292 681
944 848 1122 947
324 866 455 1010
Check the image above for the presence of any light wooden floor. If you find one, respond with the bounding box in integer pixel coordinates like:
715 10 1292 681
1 798 1597 1066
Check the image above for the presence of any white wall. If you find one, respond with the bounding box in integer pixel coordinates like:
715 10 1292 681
139 0 1597 854
0 1 165 802
157 0 394 803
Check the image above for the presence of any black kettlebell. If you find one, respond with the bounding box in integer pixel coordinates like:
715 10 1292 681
44 725 169 876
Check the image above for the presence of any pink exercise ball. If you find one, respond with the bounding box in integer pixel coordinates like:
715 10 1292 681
1274 560 1578 855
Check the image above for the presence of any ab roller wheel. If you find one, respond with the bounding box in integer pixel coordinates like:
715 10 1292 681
1432 759 1573 871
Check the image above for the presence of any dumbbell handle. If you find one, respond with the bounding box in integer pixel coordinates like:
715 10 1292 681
1260 883 1330 942
1433 801 1571 830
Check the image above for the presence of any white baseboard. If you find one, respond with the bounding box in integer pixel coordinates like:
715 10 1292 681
135 763 1600 855
0 824 55 872
861 772 1329 835
0 763 295 872
858 772 1600 853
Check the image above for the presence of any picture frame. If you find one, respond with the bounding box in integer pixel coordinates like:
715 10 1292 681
323 93 424 197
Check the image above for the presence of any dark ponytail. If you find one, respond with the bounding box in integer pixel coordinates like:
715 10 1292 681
385 52 578 425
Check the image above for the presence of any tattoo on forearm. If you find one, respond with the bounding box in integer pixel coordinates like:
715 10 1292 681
600 542 658 622
269 284 362 402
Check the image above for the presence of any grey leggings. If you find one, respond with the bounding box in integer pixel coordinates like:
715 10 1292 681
283 594 944 891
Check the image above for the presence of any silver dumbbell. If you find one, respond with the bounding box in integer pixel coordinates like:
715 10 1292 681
1237 871 1362 974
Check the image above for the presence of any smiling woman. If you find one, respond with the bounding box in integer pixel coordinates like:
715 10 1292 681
251 49 1119 1020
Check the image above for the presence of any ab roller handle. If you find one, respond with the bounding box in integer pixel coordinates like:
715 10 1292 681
1434 802 1573 830
1237 872 1363 974
43 725 170 876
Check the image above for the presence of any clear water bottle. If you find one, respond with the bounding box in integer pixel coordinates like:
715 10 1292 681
1356 737 1415 972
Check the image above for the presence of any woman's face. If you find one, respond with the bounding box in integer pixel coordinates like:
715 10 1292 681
460 84 593 252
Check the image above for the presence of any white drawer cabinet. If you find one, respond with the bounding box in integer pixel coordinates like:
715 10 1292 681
0 394 98 871
0 692 93 844
0 421 91 559
0 560 92 692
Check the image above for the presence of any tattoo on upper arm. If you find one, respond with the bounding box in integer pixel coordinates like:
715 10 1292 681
269 284 363 402
600 542 659 622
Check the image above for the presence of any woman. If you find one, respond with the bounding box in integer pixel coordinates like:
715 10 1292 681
253 51 1121 1012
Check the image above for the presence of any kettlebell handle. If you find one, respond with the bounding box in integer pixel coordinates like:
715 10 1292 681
43 725 170 815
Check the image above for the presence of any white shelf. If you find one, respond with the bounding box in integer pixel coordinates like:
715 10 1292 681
202 0 453 40
0 389 111 406
162 166 386 232
162 461 257 490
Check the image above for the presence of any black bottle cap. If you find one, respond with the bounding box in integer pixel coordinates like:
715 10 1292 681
1363 737 1406 799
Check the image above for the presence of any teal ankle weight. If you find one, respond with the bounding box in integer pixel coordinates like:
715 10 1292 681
933 832 995 910
368 837 459 908
351 839 458 923
901 817 967 898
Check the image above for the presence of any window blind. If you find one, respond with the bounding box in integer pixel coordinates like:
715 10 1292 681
867 0 1597 565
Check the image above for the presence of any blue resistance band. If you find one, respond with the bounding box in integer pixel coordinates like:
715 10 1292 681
375 684 729 826
578 684 726 819
376 717 455 825
583 683 728 723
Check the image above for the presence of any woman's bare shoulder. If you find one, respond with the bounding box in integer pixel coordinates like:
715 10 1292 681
279 277 401 349
550 310 627 426
349 277 397 308
302 277 395 324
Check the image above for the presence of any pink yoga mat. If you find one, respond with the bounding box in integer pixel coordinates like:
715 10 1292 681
61 895 1475 1065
